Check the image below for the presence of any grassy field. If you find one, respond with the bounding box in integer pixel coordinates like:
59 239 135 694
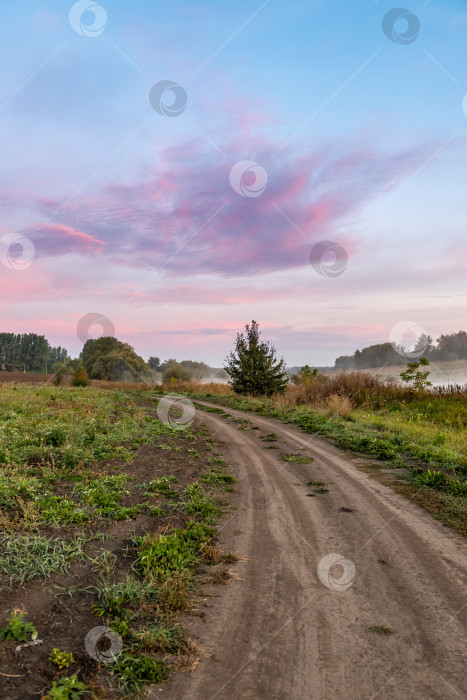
175 372 467 536
0 384 237 699
1 372 466 695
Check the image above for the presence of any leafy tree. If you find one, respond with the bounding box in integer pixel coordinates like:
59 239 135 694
51 358 81 375
400 357 432 391
159 358 178 373
291 365 319 385
81 337 151 382
434 331 467 361
179 360 210 378
224 320 288 396
159 359 210 381
148 356 161 372
162 362 191 383
0 333 69 372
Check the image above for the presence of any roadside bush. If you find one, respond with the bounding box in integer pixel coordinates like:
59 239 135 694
413 469 467 496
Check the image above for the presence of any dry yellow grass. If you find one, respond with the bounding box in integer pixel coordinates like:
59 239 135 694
325 393 353 416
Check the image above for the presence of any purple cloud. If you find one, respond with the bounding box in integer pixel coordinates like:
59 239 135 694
28 136 430 277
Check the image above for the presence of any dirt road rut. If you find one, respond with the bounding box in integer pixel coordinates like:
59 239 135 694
156 403 466 700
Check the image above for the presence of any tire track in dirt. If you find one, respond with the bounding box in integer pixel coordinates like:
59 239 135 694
157 402 467 700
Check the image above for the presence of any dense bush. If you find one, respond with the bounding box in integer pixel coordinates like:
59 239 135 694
71 366 89 387
81 337 151 382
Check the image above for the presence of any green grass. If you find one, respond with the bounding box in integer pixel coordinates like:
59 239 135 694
147 475 179 498
201 470 236 485
135 521 213 581
0 385 180 531
260 433 277 442
178 483 220 521
280 453 313 464
0 534 93 586
370 625 395 635
132 620 194 654
0 384 236 696
113 653 169 694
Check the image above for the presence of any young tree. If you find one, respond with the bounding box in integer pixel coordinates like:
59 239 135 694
224 320 288 396
400 357 432 391
71 366 90 387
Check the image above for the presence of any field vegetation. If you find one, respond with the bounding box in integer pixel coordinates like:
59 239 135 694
0 383 237 698
175 371 467 535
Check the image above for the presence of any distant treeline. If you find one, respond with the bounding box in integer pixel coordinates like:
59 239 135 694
0 332 226 382
0 333 68 372
335 331 467 370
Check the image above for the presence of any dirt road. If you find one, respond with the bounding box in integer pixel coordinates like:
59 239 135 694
157 402 466 700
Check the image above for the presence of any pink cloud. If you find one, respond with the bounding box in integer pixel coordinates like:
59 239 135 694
26 222 105 257
128 285 292 306
20 135 431 280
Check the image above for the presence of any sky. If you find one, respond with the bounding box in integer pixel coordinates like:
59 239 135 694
1 0 467 367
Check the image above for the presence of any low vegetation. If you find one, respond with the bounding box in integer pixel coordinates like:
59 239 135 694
188 368 467 535
0 383 237 698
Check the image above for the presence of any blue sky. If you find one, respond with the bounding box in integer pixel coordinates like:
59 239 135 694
1 0 466 365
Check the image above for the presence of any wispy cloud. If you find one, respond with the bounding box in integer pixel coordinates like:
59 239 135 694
25 135 430 277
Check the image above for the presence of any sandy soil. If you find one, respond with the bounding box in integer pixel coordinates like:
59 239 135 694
157 402 467 700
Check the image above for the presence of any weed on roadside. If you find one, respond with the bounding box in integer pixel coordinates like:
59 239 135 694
281 453 313 464
370 625 395 635
260 433 277 442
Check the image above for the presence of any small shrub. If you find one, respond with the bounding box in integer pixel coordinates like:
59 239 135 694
71 367 90 387
42 675 89 699
48 648 75 670
52 370 64 386
413 469 447 489
400 357 432 391
0 610 37 642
